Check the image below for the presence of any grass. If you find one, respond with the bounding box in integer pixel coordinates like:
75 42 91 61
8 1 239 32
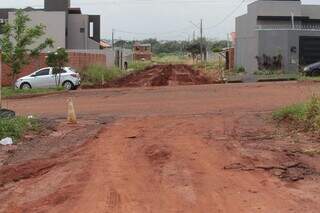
298 76 320 82
2 87 64 99
128 61 153 71
273 103 307 121
193 61 221 71
0 117 39 141
273 96 320 131
153 54 190 64
256 73 299 82
80 65 125 86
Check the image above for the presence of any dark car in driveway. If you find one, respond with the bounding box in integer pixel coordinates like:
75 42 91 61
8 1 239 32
303 62 320 76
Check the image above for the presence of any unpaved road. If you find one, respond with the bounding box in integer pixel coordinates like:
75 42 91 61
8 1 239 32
1 82 320 212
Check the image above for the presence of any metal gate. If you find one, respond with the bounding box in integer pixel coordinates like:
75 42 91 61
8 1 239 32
300 36 320 65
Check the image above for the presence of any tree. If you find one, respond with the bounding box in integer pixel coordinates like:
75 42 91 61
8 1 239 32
46 48 69 87
0 10 53 87
186 42 201 62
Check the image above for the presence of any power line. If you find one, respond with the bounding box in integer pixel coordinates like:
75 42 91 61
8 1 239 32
113 25 194 37
11 0 250 40
204 0 246 30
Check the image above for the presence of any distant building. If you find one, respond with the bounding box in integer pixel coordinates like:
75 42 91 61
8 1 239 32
133 43 152 61
0 0 101 50
235 0 320 73
100 39 112 49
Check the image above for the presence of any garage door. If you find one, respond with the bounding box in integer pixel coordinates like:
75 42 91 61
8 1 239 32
300 36 320 65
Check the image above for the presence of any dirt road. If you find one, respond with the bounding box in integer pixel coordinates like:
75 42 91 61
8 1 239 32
3 82 319 118
1 82 320 212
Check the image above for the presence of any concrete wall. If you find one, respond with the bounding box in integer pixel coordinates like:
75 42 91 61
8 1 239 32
67 14 101 50
257 30 291 71
252 0 302 17
302 5 320 19
67 14 88 49
235 0 318 73
44 0 70 11
235 4 259 73
257 29 320 73
88 15 100 43
8 11 66 50
88 38 100 49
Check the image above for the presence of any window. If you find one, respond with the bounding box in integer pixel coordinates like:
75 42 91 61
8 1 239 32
89 22 94 38
52 68 67 75
35 69 50 76
80 27 85 33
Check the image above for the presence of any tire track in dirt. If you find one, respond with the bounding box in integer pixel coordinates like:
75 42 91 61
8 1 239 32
60 115 320 213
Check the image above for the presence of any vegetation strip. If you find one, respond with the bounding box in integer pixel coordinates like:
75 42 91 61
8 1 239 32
0 117 39 141
273 96 320 131
2 87 65 99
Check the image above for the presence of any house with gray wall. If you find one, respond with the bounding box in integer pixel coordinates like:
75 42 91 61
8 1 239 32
0 0 101 50
236 0 320 73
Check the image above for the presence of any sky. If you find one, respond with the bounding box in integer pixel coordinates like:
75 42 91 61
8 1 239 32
2 0 319 41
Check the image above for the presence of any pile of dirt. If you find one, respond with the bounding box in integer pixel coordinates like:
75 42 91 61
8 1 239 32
107 64 214 88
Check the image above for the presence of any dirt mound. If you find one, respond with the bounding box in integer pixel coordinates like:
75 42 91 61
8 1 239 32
108 64 213 88
0 159 58 187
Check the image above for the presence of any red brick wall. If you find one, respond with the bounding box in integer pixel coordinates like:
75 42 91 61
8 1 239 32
1 52 106 86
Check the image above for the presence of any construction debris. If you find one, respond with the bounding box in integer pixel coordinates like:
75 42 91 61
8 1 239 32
0 137 13 146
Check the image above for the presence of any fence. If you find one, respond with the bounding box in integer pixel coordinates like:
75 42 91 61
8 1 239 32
1 50 106 86
1 48 134 86
256 24 320 31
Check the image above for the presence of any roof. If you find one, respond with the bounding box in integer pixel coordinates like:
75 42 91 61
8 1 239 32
100 39 111 48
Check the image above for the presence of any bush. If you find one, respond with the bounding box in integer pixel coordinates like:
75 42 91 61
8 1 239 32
236 66 245 73
80 65 124 85
273 96 320 131
305 96 320 130
0 117 39 141
212 48 222 53
273 103 306 121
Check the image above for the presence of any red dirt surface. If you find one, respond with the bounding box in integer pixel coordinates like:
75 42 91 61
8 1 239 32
1 82 320 212
107 64 213 87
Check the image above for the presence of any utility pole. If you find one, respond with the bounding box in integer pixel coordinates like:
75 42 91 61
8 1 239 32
200 19 203 62
193 30 196 41
189 20 204 61
112 29 115 50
